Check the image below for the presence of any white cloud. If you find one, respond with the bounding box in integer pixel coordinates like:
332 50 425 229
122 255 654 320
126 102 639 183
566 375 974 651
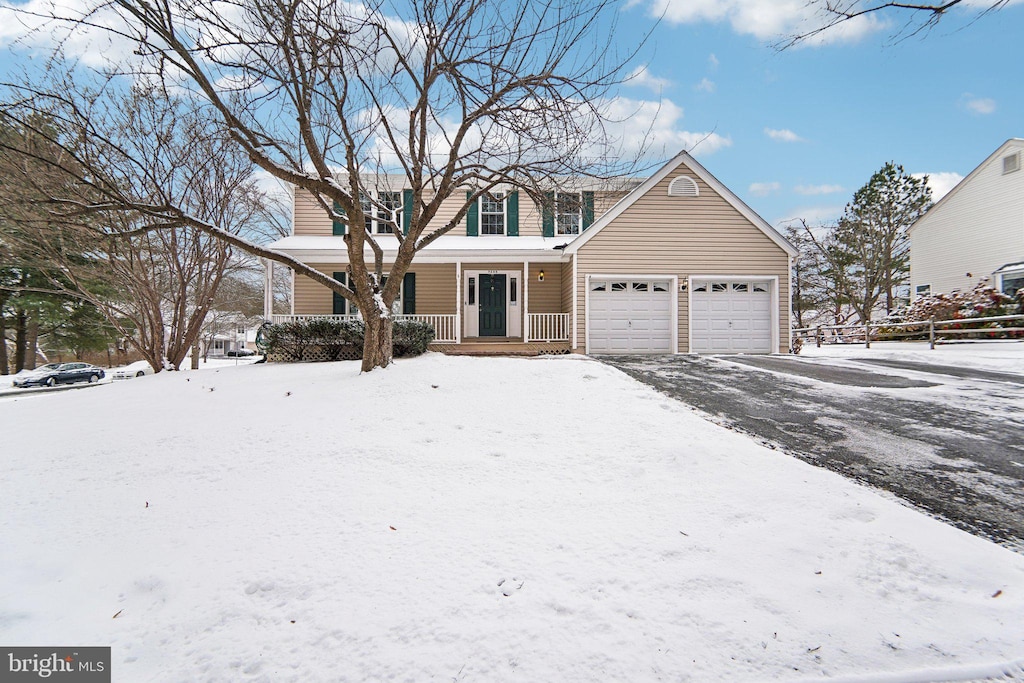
0 0 144 68
601 97 732 159
646 0 888 45
749 181 781 197
626 65 670 91
765 127 803 143
961 95 996 115
708 53 719 69
694 78 716 93
775 204 845 227
795 183 844 195
914 172 963 202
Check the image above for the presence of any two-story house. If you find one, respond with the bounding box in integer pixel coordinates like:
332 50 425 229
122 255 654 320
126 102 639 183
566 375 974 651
264 150 796 355
909 138 1024 299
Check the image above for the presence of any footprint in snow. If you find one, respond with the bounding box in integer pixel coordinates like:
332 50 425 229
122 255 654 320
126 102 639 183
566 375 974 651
497 577 524 597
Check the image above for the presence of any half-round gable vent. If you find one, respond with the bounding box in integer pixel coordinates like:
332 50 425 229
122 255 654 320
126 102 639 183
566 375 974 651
668 175 699 197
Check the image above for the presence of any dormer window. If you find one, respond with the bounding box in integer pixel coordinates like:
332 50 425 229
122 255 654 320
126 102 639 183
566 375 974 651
668 175 699 197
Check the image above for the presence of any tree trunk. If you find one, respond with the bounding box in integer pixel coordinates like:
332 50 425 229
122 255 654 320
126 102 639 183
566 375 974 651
25 320 39 368
0 305 8 375
360 311 393 372
13 308 27 372
191 340 200 369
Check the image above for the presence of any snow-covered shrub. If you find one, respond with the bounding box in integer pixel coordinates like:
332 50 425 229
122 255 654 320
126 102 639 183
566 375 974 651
392 319 435 357
881 281 1022 339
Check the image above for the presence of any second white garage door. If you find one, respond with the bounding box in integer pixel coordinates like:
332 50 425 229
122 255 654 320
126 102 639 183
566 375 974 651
588 278 674 353
690 279 773 353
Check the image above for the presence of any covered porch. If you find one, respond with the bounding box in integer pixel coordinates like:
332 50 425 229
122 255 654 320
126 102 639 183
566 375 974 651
263 238 575 351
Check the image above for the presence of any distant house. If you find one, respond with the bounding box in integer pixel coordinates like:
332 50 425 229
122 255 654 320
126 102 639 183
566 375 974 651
264 150 797 354
909 138 1024 299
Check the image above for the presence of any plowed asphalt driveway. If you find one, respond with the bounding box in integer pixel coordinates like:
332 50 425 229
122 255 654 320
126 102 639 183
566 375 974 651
599 353 1024 552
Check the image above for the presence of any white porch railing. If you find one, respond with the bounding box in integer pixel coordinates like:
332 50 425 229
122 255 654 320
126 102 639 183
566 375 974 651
396 314 457 343
270 313 457 343
528 313 570 342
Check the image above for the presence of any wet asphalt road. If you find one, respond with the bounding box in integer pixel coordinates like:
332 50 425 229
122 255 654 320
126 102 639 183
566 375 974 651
598 354 1024 552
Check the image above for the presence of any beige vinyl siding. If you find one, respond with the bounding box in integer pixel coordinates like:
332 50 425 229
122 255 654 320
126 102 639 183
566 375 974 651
411 264 457 314
575 164 791 353
560 260 573 314
527 263 562 313
294 191 333 236
292 263 457 315
293 264 343 314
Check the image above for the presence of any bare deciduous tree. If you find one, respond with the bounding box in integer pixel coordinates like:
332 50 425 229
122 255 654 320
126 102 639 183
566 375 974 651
3 0 645 371
0 87 276 370
778 0 1012 48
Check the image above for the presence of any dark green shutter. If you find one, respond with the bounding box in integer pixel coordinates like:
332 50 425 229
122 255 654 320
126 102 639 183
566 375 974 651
582 191 595 231
332 271 347 314
332 200 346 236
402 189 413 236
466 191 478 236
506 191 519 236
542 191 555 237
402 272 416 314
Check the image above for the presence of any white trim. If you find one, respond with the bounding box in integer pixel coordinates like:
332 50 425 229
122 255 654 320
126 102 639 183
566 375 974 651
584 273 678 355
463 269 522 338
479 191 507 236
455 261 462 344
688 275 780 354
289 268 295 316
523 259 530 343
565 150 797 257
572 257 578 350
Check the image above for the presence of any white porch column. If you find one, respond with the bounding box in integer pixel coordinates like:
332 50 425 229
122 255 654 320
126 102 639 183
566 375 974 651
523 260 530 343
262 258 274 320
455 261 462 344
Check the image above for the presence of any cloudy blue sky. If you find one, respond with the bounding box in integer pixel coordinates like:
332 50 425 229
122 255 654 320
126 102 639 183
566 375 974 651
0 0 1020 232
611 0 1023 229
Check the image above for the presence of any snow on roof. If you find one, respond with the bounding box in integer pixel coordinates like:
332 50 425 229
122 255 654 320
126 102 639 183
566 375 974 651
993 260 1024 273
268 234 572 262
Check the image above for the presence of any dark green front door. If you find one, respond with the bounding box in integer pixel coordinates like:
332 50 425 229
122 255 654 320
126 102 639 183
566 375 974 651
479 274 507 337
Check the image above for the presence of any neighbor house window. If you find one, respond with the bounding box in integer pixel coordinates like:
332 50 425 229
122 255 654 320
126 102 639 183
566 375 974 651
916 284 931 297
555 193 582 235
480 193 505 235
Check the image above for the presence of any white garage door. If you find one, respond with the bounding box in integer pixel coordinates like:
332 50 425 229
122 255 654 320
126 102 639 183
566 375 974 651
588 278 673 353
691 280 773 353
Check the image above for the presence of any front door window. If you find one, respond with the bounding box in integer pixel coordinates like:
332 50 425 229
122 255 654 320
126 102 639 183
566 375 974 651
479 273 507 336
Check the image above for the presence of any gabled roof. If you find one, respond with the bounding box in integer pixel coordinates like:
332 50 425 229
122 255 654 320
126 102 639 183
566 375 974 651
908 138 1024 236
564 149 797 257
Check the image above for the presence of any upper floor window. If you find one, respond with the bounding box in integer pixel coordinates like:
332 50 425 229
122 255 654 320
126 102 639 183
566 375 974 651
361 191 403 234
555 192 582 235
480 192 505 235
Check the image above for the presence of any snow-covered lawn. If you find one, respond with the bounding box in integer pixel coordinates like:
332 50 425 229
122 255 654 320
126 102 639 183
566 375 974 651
1 353 1022 682
799 339 1024 375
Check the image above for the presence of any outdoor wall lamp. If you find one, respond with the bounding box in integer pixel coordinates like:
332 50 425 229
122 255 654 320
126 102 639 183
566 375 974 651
538 270 545 282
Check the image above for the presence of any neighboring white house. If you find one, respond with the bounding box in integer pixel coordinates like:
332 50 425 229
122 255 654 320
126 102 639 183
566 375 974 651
908 138 1024 299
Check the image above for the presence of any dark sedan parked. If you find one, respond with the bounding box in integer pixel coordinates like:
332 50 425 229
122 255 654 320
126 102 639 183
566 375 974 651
12 362 106 388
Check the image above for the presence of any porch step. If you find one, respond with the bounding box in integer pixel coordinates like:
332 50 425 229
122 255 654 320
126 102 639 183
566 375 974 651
431 342 573 357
